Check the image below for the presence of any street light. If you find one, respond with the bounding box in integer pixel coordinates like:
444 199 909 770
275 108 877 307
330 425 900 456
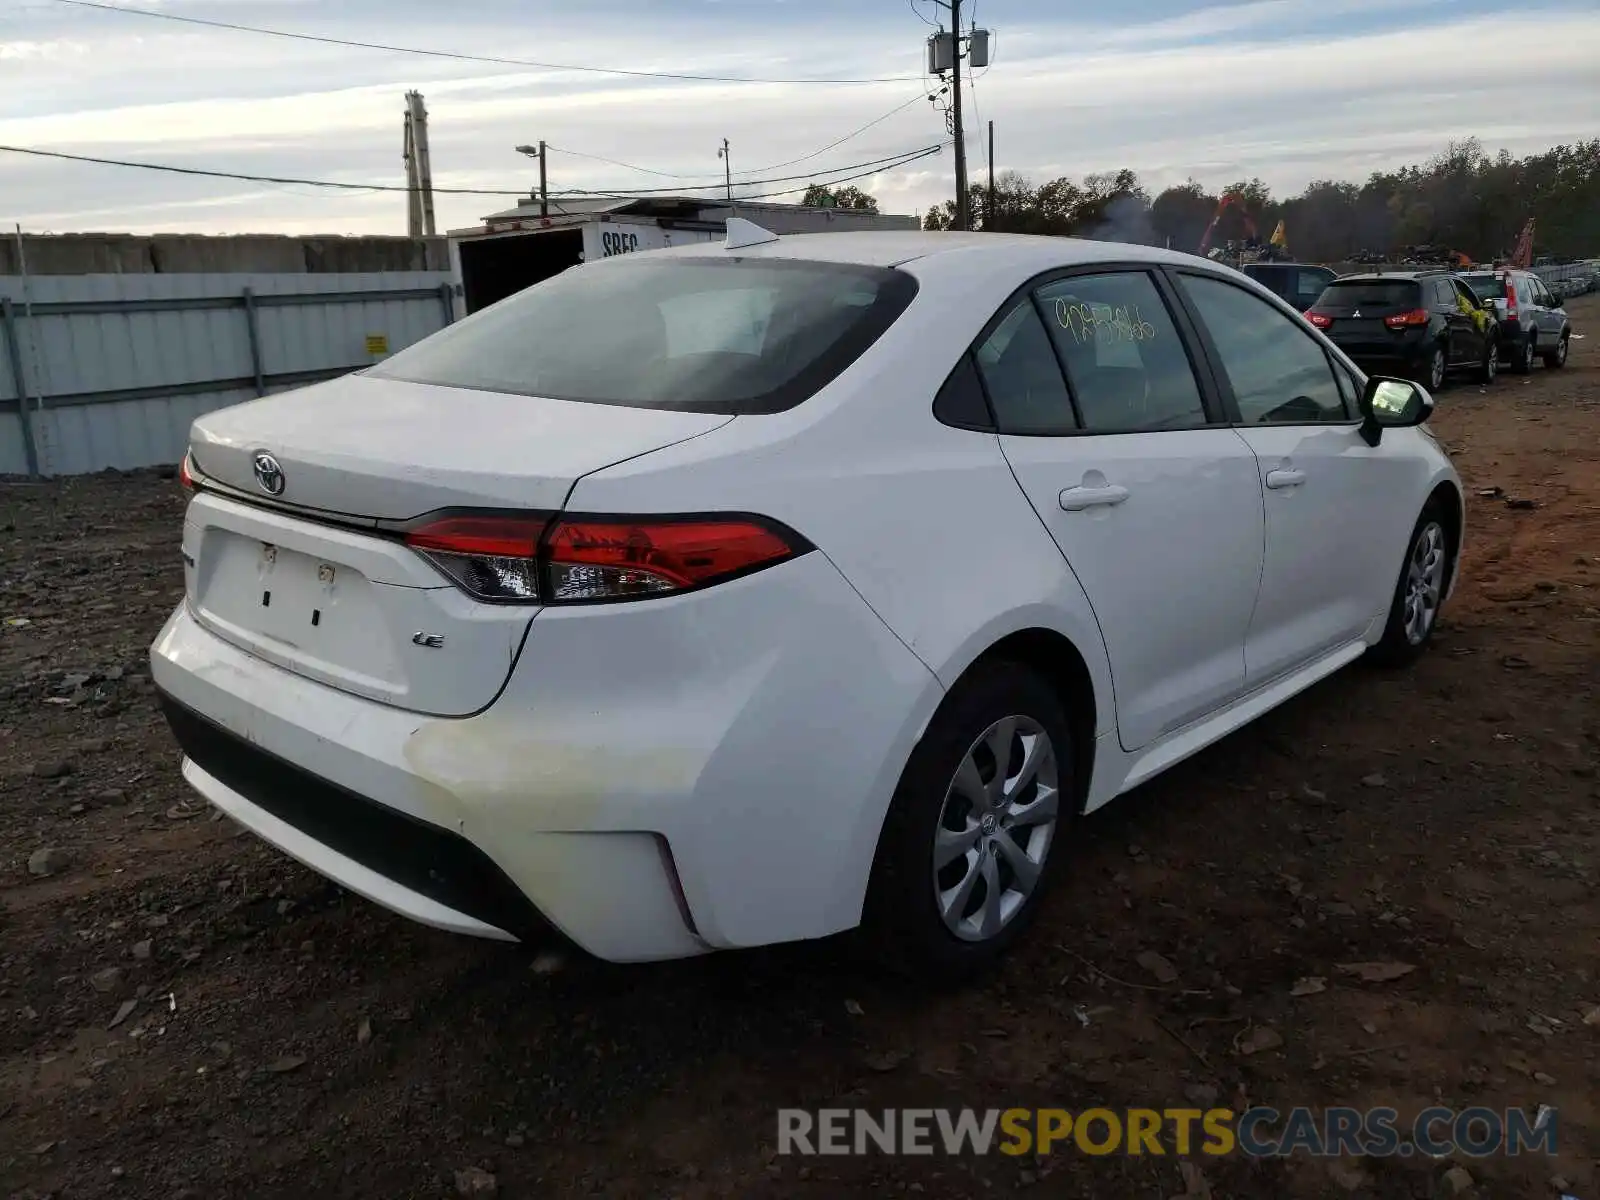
515 142 547 217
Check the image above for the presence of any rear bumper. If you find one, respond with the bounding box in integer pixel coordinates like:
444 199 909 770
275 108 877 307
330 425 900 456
1329 335 1428 374
151 550 941 962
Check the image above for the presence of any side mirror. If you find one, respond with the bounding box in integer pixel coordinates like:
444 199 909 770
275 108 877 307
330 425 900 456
1358 376 1433 447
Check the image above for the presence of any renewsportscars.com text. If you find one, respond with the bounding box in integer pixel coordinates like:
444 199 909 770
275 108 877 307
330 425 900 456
776 1106 1557 1159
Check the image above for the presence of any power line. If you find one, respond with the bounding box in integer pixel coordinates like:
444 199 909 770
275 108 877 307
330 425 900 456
699 144 947 202
0 141 945 203
545 90 931 184
52 0 923 86
544 145 944 197
737 92 932 174
0 144 528 195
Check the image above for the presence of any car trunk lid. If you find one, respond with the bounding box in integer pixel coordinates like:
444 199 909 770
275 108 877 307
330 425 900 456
189 373 732 520
1312 281 1423 338
182 375 733 715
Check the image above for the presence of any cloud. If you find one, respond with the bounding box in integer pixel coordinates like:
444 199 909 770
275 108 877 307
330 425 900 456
2 0 1597 234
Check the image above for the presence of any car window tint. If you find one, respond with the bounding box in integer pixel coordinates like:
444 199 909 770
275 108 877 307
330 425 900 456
367 257 918 415
1332 357 1359 412
974 301 1076 435
1318 280 1417 308
932 354 994 430
1033 272 1209 433
1180 273 1349 425
1297 271 1331 304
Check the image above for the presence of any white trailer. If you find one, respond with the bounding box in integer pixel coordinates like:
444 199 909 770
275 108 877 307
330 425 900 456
447 195 918 316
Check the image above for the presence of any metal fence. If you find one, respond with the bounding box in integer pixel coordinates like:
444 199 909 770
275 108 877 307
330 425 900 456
0 271 457 477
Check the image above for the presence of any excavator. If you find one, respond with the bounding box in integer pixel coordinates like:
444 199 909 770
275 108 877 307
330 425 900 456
1198 193 1256 257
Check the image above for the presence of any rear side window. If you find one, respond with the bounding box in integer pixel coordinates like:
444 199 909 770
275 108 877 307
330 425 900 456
367 257 918 415
1461 275 1506 299
1316 280 1420 308
974 301 1076 435
1035 272 1210 433
1295 270 1333 306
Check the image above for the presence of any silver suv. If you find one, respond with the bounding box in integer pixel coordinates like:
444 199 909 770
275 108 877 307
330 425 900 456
1459 269 1572 373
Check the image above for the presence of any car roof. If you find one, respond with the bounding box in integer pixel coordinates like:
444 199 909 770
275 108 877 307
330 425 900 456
1243 261 1329 269
637 229 1223 272
1330 272 1437 282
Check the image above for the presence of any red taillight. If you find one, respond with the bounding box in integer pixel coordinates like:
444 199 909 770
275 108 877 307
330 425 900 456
178 453 196 491
405 514 546 559
403 512 805 605
1504 277 1518 319
545 517 801 601
1306 311 1333 329
1383 308 1430 329
404 514 549 604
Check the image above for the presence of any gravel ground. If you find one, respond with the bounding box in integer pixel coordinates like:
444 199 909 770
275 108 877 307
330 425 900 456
2 297 1597 1200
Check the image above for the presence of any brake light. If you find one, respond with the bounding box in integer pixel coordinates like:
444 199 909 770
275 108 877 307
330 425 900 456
1504 277 1518 319
1383 308 1430 329
403 512 807 604
405 514 548 603
178 454 196 491
1306 311 1333 329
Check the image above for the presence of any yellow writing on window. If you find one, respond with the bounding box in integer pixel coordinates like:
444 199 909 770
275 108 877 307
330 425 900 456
1054 299 1157 345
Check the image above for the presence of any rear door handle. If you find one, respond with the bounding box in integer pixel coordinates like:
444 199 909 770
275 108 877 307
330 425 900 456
1265 468 1306 490
1059 484 1130 511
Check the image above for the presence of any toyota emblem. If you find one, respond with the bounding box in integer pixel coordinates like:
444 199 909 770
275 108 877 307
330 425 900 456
252 451 286 496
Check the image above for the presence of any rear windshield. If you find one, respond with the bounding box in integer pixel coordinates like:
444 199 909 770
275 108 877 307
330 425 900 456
1460 275 1506 299
368 257 919 414
1314 280 1419 308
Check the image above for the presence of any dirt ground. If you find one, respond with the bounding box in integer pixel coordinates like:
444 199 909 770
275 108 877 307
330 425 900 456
2 296 1597 1200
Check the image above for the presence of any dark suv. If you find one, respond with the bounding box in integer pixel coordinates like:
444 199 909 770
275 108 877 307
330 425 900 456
1457 269 1571 373
1241 262 1338 312
1306 272 1498 391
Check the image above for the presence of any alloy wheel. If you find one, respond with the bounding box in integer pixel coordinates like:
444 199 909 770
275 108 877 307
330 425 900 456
1429 348 1446 391
1404 521 1447 645
933 715 1059 942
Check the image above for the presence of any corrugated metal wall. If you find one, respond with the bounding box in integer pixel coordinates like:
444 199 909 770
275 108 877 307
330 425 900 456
0 271 456 477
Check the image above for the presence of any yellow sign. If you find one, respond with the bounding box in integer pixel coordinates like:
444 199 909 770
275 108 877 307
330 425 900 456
365 334 390 355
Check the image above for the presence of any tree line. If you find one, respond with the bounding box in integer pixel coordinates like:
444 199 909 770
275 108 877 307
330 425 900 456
893 138 1599 263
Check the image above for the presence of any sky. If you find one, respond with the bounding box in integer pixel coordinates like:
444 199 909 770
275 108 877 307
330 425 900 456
2 0 1598 237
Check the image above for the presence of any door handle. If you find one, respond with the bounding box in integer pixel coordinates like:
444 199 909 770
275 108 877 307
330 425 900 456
1059 484 1130 511
1264 468 1306 490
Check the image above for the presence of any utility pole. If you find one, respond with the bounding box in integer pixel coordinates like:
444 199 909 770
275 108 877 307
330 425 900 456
718 138 732 201
927 8 988 231
987 120 995 231
514 143 549 216
402 91 436 237
538 139 548 217
948 0 968 231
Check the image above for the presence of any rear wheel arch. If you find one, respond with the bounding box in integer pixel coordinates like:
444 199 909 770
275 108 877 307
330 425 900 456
935 628 1099 816
857 629 1100 977
1426 480 1464 593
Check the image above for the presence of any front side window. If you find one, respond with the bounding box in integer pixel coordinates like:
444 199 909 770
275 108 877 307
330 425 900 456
974 301 1076 435
368 256 918 414
1034 272 1210 433
1179 273 1349 425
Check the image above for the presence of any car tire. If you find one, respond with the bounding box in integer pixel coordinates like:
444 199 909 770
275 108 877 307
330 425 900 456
1512 333 1535 374
1543 333 1569 369
860 661 1074 983
1477 336 1498 385
1418 344 1447 392
1366 501 1454 669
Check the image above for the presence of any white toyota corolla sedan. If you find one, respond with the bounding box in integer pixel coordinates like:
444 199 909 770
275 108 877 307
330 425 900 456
152 224 1463 977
